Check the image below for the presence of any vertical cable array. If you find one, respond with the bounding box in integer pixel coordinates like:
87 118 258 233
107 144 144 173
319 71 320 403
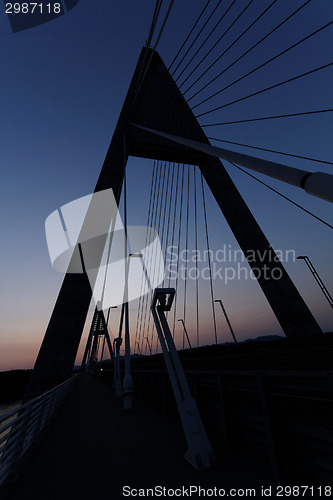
136 160 163 354
145 161 167 353
153 161 173 352
130 0 332 357
182 165 190 348
134 160 158 352
162 163 176 292
171 164 185 340
200 173 218 345
134 160 228 353
193 166 199 348
167 163 180 288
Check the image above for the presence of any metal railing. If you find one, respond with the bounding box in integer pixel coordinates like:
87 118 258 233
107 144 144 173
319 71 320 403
0 374 78 485
132 368 333 482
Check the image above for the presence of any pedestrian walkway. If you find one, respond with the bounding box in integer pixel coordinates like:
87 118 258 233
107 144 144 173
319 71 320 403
2 373 275 499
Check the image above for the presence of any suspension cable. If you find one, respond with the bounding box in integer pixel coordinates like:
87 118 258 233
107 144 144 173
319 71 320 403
161 162 172 253
146 161 168 353
153 161 173 353
193 166 199 348
135 0 163 97
188 0 312 103
147 0 163 47
163 163 176 285
179 0 255 91
168 0 212 71
192 22 333 110
200 173 218 344
171 0 223 78
183 0 278 96
139 160 163 354
208 137 333 167
136 162 160 353
134 0 175 104
176 0 239 85
134 160 157 352
182 165 190 349
194 62 333 117
172 164 185 339
167 164 180 288
228 161 333 230
99 136 127 312
202 108 333 127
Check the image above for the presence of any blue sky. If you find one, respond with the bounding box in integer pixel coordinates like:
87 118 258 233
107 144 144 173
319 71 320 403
0 0 332 369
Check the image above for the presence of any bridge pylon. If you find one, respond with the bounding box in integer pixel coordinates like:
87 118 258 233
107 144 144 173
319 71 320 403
24 47 322 400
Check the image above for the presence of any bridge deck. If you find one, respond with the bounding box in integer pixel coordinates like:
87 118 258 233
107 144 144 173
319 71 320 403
3 373 275 499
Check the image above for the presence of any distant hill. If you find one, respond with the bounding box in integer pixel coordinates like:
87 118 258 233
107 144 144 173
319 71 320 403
241 335 284 343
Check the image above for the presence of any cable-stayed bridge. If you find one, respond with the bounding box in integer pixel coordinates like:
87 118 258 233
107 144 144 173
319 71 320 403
1 0 333 496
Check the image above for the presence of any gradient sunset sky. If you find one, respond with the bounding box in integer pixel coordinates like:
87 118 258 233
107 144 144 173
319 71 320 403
0 0 332 370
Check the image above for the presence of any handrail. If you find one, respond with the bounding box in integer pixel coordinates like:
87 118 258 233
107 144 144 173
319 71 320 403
0 374 79 485
132 367 333 377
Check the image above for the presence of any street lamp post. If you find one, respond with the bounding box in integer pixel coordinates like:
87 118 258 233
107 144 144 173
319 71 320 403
297 256 333 309
100 306 117 364
178 319 192 350
106 306 118 326
145 336 152 355
214 299 238 344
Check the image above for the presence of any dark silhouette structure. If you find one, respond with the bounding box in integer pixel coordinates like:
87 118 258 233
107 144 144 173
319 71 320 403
24 48 322 400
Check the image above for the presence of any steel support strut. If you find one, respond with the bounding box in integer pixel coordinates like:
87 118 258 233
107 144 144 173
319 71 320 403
151 288 216 469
